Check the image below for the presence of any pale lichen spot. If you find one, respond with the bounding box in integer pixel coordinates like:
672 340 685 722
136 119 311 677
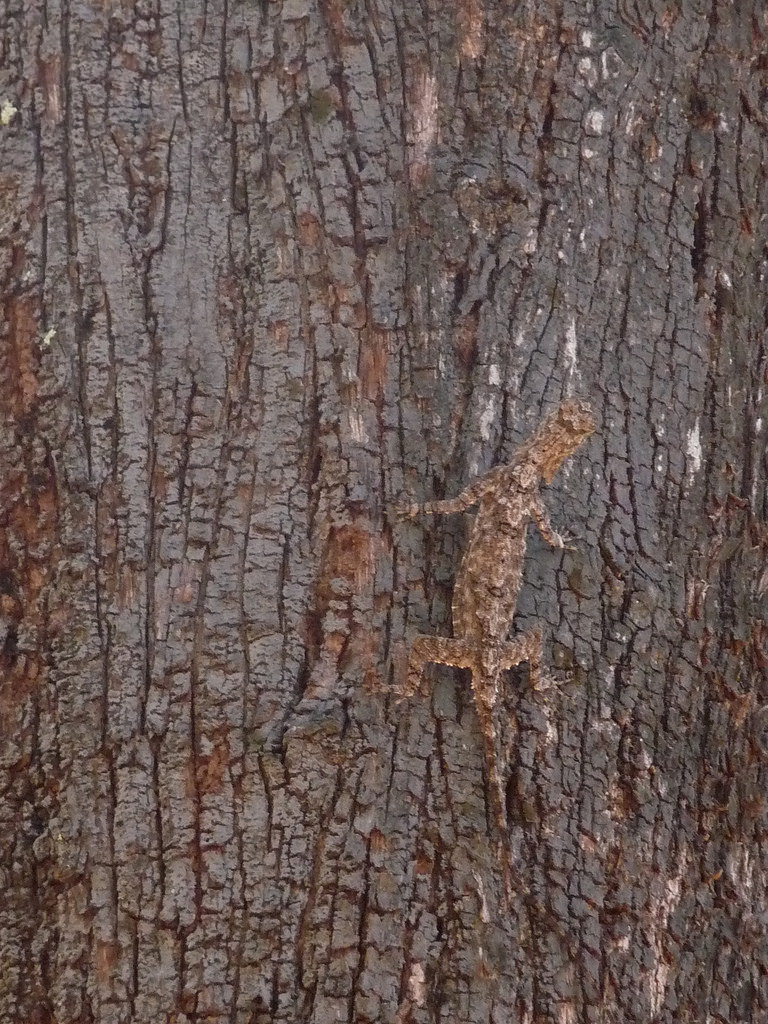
580 30 593 48
564 319 578 378
545 716 557 743
650 962 671 1017
578 57 597 88
459 0 484 59
1 99 18 125
408 71 438 184
686 419 702 480
584 109 604 136
523 229 537 255
348 408 368 444
624 102 638 136
647 871 683 1013
478 391 498 442
488 364 501 387
601 47 623 79
556 1001 576 1024
41 327 56 349
408 963 427 1006
473 871 491 922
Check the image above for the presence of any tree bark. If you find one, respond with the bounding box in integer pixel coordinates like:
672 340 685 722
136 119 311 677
2 1 768 1022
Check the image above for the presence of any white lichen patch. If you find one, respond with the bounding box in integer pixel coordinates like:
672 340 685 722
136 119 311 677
347 408 368 444
41 327 56 349
478 390 498 442
564 318 578 378
584 109 605 136
473 871 491 922
578 56 597 88
624 102 639 136
460 0 484 59
556 1001 576 1024
601 47 622 79
523 229 537 254
647 869 684 1014
686 419 702 479
1 99 18 125
650 960 671 1016
408 71 438 183
408 963 426 1007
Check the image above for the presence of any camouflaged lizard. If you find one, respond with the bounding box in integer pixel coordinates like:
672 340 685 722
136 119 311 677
400 400 595 893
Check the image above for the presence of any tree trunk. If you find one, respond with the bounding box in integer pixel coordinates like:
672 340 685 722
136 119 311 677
2 1 767 1022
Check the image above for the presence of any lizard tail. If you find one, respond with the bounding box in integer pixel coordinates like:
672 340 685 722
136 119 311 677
473 693 515 901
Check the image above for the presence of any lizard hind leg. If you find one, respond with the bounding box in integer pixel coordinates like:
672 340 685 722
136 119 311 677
401 635 475 700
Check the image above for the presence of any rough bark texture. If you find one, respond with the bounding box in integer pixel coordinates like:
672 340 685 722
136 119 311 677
2 1 768 1022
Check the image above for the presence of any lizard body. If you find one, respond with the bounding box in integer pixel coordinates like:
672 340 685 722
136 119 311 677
401 400 594 893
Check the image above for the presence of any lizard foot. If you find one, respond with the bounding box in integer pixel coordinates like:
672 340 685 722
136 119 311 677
392 499 420 520
498 627 543 678
557 530 580 551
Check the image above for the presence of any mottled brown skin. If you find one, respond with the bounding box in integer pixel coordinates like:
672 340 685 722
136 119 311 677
402 401 595 896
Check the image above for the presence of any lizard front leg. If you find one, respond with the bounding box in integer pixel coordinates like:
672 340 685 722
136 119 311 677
398 492 478 519
402 634 475 699
397 469 501 520
531 495 565 549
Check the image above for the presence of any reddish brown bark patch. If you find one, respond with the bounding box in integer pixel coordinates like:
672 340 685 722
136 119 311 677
359 328 389 402
4 293 39 417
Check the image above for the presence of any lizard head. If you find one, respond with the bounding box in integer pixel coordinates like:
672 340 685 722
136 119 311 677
531 400 595 484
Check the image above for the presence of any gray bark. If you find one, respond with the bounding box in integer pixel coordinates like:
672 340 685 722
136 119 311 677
1 1 767 1022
